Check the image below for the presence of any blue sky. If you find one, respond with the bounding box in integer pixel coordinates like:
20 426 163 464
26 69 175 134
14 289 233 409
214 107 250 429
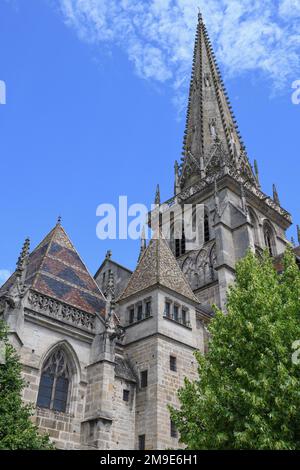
0 0 299 282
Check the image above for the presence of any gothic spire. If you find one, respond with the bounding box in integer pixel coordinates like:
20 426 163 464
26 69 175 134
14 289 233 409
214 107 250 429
174 161 180 196
273 184 280 206
16 237 30 278
179 12 257 190
254 160 260 187
155 184 161 205
138 226 147 262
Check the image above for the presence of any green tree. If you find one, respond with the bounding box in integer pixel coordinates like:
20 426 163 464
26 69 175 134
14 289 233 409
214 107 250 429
0 321 54 449
170 249 300 450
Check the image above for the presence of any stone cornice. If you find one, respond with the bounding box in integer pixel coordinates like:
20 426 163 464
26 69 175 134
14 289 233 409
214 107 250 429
161 170 291 226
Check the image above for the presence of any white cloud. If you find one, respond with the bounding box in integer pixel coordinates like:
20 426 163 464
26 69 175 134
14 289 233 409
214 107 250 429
0 270 11 284
56 0 300 105
279 0 300 17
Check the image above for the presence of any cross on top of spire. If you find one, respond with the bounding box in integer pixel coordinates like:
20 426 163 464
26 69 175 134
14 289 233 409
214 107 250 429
197 8 203 24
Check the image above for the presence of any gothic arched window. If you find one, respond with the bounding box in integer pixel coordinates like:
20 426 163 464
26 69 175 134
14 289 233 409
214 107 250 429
263 223 275 257
37 348 71 413
204 211 210 243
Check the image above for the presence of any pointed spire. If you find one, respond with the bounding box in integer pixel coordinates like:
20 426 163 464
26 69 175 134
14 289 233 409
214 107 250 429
174 161 180 196
155 184 161 205
138 226 147 262
198 8 203 24
179 13 257 190
297 225 300 246
16 237 30 277
254 160 260 187
272 184 280 206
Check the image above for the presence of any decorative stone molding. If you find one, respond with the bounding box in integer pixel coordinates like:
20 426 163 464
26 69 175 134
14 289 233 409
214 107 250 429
27 291 95 331
172 169 291 223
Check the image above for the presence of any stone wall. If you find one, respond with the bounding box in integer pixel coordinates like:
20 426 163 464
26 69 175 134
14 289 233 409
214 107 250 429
111 377 136 449
19 312 91 449
124 337 158 450
156 336 198 450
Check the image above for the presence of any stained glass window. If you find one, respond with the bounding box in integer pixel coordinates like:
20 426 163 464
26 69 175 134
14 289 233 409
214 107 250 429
37 349 71 413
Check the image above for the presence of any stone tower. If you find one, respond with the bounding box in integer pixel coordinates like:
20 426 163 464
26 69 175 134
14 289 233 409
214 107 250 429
158 13 292 310
117 232 205 449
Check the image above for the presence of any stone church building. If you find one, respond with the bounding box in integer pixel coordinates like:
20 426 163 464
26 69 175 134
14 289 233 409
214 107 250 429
0 14 298 450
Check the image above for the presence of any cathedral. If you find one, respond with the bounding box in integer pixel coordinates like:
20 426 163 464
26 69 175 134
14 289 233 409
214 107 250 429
0 13 298 450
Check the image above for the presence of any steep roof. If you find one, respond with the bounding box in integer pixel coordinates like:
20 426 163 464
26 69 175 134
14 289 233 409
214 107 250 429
119 233 198 303
0 223 106 317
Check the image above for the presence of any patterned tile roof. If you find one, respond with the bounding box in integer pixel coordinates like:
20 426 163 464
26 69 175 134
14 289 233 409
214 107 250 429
1 224 106 317
119 233 199 303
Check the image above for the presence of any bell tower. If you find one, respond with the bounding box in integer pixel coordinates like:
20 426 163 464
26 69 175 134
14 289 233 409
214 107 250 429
159 13 292 310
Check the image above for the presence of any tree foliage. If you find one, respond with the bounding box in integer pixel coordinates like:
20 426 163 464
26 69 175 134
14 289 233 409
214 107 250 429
170 249 300 449
0 321 54 449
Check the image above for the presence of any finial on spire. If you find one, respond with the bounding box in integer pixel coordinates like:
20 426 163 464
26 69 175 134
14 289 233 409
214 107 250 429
57 215 62 225
297 225 300 246
106 270 115 303
272 184 280 206
138 227 147 262
155 184 161 205
141 226 146 250
105 250 112 260
198 8 203 24
174 161 180 196
16 237 30 277
254 160 260 187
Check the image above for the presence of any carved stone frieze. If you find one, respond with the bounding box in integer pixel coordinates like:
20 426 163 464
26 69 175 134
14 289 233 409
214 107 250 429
27 291 95 331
